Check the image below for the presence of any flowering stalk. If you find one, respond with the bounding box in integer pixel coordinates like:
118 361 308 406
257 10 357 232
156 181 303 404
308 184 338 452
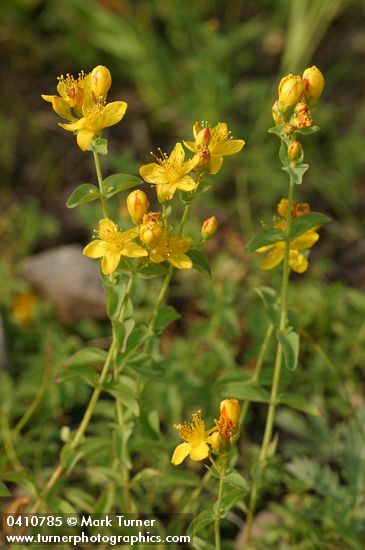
243 65 327 547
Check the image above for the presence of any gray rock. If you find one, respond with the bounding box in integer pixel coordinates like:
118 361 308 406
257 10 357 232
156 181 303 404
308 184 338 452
20 245 106 321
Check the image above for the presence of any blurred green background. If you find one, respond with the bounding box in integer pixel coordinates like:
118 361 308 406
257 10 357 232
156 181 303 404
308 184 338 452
1 0 365 547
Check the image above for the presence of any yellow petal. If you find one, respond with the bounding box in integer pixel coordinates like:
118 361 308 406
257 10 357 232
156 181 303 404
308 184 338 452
289 250 308 273
121 242 148 258
120 227 140 241
139 163 169 185
83 240 107 259
183 140 197 153
58 119 85 132
99 218 118 234
260 246 284 270
101 252 122 275
171 442 192 465
291 230 319 250
189 441 210 461
208 155 223 175
41 94 56 103
103 101 128 127
176 176 197 192
169 236 193 254
168 142 185 165
213 139 245 156
149 249 165 264
168 253 193 269
77 129 95 151
256 244 275 254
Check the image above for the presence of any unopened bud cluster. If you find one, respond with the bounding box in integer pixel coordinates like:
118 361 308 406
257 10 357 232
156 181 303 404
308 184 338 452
272 66 325 132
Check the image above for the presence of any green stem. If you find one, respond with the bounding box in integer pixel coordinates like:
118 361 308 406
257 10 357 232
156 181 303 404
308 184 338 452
182 468 213 514
243 176 295 547
240 323 274 430
214 456 227 550
93 151 108 218
29 274 135 515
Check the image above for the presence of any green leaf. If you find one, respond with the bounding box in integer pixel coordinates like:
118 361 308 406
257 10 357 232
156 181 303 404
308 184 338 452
0 481 11 497
103 174 141 198
104 380 139 416
268 124 286 138
105 283 126 319
220 488 243 512
278 393 321 416
60 443 83 472
66 184 102 208
88 137 108 155
192 510 213 534
223 382 270 403
245 228 283 254
126 354 164 378
277 328 300 371
282 164 309 185
296 125 320 135
289 212 331 241
254 286 279 327
57 365 99 387
225 470 249 492
64 348 107 368
154 305 181 334
113 318 135 352
137 263 168 279
187 249 211 277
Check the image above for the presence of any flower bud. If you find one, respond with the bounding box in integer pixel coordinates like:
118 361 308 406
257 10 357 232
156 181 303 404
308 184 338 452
127 190 150 225
91 65 112 100
201 216 218 240
209 431 230 455
302 66 325 106
220 399 240 430
139 212 164 247
196 127 211 147
294 102 308 115
278 74 305 109
288 140 303 161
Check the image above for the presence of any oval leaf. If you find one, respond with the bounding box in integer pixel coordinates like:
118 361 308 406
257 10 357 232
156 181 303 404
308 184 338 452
155 305 181 334
245 228 283 254
276 329 300 371
278 393 321 416
66 184 101 208
223 382 270 403
290 212 331 241
187 249 211 277
103 174 141 198
282 164 309 185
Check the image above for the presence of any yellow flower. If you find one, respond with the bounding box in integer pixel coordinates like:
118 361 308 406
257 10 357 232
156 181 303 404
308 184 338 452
42 67 128 151
59 100 127 151
139 143 198 201
148 230 193 269
83 218 147 275
12 292 38 326
257 231 319 273
184 122 245 174
42 71 91 118
171 411 211 465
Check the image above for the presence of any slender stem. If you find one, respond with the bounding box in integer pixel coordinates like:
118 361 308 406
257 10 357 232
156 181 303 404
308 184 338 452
214 456 227 550
93 151 108 218
240 323 274 430
243 176 295 547
29 274 135 515
178 204 191 235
